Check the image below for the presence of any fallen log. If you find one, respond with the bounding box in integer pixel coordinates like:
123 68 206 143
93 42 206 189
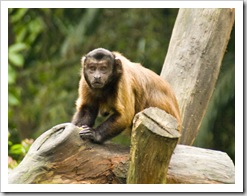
9 121 234 184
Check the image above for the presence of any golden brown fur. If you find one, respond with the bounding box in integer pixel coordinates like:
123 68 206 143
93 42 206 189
112 52 181 129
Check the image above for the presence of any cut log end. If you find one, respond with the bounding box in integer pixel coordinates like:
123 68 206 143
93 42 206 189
134 107 181 139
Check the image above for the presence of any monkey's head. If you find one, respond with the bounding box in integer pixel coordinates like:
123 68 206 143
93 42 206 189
82 48 122 89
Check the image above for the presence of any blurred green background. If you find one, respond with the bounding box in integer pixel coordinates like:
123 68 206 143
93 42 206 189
8 8 235 165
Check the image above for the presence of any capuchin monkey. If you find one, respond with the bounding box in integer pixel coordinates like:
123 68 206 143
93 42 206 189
72 48 181 144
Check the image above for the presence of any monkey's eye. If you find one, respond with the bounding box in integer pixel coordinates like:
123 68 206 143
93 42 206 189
100 66 107 72
89 66 96 71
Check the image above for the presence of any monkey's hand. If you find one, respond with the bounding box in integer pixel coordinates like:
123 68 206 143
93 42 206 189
79 125 96 141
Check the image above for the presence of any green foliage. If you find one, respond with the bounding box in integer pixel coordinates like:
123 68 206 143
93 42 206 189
8 43 27 67
8 43 27 107
8 132 34 169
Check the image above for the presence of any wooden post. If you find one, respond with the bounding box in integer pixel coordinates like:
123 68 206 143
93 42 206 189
161 8 235 145
127 107 180 184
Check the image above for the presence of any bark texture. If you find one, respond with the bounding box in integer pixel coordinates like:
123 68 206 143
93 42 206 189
161 8 235 145
127 108 180 184
9 122 234 184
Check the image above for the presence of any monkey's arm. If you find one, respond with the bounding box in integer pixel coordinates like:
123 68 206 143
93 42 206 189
80 89 135 144
72 105 98 127
79 112 132 144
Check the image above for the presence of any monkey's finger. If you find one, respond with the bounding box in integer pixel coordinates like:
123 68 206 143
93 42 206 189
79 128 91 134
80 132 92 137
79 132 94 140
79 131 91 137
80 125 89 129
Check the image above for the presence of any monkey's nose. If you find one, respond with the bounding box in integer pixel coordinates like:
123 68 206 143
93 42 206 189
94 76 101 80
94 74 101 79
94 76 101 83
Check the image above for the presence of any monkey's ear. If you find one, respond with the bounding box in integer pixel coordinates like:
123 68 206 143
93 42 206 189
114 57 123 74
81 56 87 67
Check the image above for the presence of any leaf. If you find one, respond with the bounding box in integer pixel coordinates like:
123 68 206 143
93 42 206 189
8 43 27 67
8 93 20 106
9 43 27 53
10 144 25 155
8 141 13 146
8 64 17 84
10 8 29 23
8 52 24 67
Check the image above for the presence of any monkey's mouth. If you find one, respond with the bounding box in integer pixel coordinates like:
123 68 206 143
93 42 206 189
92 82 104 88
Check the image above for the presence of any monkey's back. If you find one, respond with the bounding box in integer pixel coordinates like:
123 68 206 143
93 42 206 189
114 52 181 128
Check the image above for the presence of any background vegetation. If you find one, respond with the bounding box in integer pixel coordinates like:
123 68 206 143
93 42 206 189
8 8 235 166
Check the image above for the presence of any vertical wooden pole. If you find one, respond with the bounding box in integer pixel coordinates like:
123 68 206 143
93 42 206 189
127 107 180 184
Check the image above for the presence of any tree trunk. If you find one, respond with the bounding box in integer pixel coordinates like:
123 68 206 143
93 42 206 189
161 8 235 145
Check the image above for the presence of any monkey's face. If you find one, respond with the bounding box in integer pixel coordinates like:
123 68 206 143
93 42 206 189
84 58 113 89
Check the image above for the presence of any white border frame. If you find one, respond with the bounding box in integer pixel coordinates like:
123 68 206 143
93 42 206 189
1 1 243 193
